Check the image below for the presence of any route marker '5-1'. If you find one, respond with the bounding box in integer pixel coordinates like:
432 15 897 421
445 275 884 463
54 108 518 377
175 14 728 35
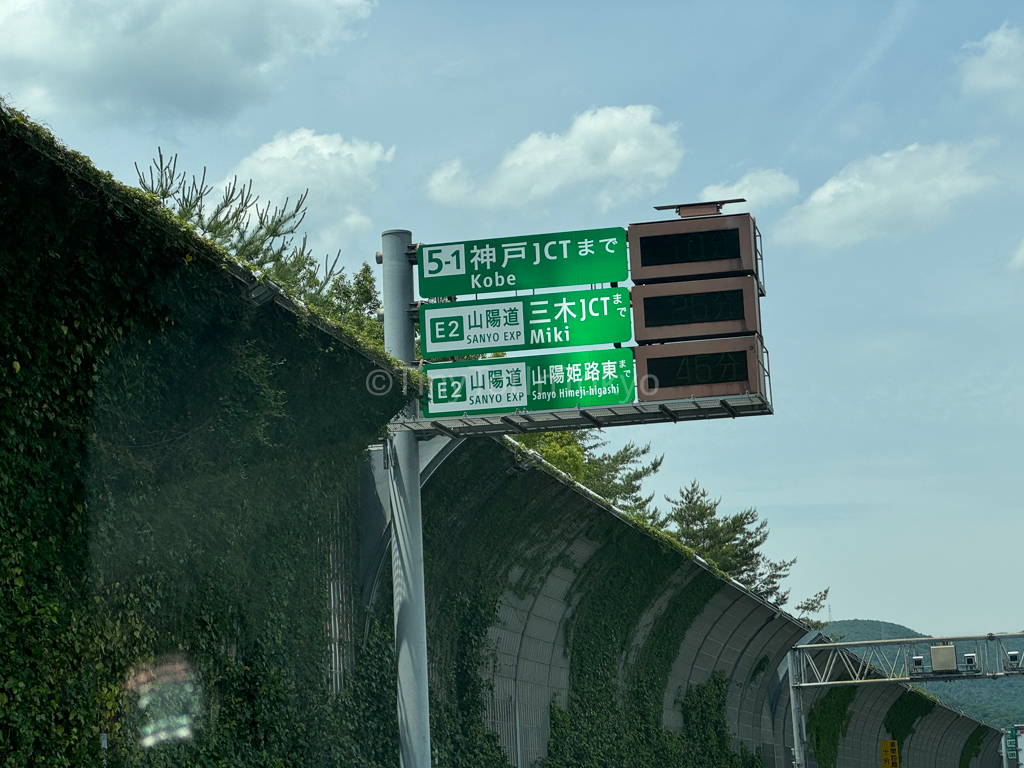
417 227 628 297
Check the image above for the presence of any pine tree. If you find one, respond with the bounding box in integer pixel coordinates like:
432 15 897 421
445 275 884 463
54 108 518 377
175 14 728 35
577 435 663 518
514 431 662 518
662 481 829 616
793 589 831 629
136 149 382 347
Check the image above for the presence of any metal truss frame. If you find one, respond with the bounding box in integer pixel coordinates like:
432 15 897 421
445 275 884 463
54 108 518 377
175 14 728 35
791 632 1024 689
389 392 772 440
788 632 1024 767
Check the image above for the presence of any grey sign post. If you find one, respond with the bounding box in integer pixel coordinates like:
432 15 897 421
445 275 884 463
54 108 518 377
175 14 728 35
382 229 431 768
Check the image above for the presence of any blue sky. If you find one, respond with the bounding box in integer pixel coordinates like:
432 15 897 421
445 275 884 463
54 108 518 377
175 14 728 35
3 0 1023 636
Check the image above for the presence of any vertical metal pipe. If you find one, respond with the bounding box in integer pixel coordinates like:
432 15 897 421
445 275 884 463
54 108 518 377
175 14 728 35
382 229 415 365
788 651 806 768
381 229 431 768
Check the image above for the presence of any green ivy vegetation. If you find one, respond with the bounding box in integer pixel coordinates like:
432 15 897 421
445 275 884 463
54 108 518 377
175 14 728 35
959 724 988 768
747 655 771 686
537 517 760 768
805 686 857 768
883 690 936 760
82 290 404 765
421 441 575 768
1 102 409 765
3 104 198 765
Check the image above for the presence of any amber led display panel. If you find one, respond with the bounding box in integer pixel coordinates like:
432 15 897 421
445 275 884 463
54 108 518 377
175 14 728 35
634 336 766 402
632 275 761 343
628 213 757 284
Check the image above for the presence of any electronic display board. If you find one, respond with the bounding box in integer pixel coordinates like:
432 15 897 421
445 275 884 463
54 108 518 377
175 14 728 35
638 227 740 266
631 275 761 342
628 213 760 289
633 335 766 402
643 290 744 327
647 350 748 389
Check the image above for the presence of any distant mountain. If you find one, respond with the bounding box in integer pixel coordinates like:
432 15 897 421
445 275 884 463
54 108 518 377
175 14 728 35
824 619 926 643
824 619 1024 730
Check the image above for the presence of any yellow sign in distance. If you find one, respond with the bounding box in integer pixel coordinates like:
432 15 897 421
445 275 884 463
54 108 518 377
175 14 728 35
880 739 900 768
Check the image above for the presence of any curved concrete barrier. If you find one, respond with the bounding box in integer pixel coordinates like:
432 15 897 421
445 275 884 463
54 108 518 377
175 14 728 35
421 438 1003 767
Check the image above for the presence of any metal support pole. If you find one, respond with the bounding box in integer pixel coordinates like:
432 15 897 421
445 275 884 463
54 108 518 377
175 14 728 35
382 229 431 768
788 650 807 768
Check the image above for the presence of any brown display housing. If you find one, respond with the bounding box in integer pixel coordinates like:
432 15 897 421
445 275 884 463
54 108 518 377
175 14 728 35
631 275 762 343
634 335 766 402
628 213 760 286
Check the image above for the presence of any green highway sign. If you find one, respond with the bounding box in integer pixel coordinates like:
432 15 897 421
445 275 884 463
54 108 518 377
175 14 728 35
420 287 632 358
417 226 628 297
421 348 635 418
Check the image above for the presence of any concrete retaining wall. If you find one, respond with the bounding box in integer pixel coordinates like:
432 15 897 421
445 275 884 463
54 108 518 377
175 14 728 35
421 437 1003 767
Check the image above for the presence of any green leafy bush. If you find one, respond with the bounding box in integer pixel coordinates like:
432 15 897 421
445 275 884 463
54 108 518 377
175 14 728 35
959 724 988 768
884 690 936 759
536 519 758 768
805 686 857 768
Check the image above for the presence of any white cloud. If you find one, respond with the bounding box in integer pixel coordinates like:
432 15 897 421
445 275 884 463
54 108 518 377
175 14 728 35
426 105 683 211
1010 236 1024 269
776 142 993 251
961 24 1024 111
0 0 373 119
700 169 799 210
224 128 394 257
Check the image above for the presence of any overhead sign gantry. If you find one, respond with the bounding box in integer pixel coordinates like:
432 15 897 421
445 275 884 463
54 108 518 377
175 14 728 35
396 199 773 438
379 201 773 768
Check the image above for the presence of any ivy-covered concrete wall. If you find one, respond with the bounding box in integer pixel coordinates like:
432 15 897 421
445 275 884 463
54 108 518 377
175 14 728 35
1 104 408 765
793 677 1001 768
421 438 767 767
419 437 1004 768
